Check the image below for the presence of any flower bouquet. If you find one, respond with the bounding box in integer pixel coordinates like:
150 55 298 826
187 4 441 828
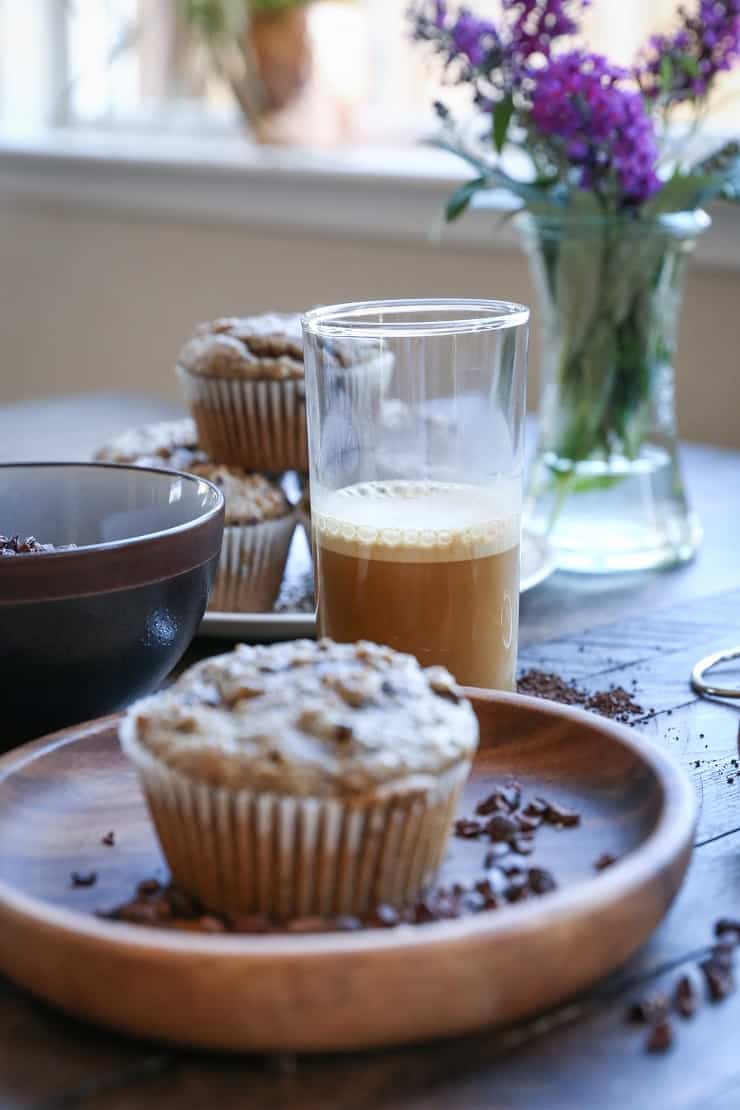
411 1 740 572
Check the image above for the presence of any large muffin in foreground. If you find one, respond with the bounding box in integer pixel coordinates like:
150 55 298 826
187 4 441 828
120 639 478 920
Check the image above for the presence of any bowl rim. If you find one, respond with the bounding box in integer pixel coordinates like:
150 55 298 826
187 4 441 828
0 461 225 602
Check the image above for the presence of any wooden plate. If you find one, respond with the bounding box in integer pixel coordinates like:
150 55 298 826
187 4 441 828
0 693 695 1053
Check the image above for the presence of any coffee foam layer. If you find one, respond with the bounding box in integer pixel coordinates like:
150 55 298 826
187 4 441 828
314 480 521 563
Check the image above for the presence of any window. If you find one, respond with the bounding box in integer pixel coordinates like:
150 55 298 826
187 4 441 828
0 0 738 143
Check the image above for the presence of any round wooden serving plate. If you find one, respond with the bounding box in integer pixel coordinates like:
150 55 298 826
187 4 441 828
0 693 695 1053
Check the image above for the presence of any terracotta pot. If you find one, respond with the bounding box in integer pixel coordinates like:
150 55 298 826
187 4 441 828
247 6 311 111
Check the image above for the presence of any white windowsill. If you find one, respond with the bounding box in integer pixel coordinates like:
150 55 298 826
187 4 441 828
0 127 738 269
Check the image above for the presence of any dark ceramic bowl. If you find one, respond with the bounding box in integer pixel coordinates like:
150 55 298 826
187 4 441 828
0 463 224 748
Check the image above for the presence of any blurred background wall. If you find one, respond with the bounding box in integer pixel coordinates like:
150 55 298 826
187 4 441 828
0 198 737 448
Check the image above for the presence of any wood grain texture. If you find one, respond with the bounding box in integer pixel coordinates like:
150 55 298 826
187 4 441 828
0 395 739 1108
0 692 694 1054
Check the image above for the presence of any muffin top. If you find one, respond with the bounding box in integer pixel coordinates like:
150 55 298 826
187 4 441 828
177 314 305 381
121 639 478 797
177 312 384 383
94 418 208 471
94 422 290 526
188 466 292 526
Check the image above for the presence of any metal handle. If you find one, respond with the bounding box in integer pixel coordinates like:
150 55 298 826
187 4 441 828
691 648 740 699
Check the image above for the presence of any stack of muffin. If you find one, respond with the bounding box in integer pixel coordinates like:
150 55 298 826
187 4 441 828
96 313 309 613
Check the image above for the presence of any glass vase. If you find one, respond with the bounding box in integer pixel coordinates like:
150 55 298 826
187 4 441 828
519 208 709 574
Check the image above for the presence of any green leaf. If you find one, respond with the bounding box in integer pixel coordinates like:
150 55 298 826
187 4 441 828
677 54 700 78
445 176 490 222
660 55 674 96
645 170 721 215
493 94 514 155
427 136 493 177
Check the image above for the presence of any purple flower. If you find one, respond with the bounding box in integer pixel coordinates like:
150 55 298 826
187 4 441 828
639 0 740 102
410 2 500 72
530 51 661 204
450 9 499 67
503 0 591 60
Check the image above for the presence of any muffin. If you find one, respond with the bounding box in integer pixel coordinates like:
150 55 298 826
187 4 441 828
176 314 306 473
95 422 295 613
94 418 208 470
193 465 295 613
176 313 393 473
120 639 478 920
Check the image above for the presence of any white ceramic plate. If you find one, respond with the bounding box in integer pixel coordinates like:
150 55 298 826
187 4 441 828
199 529 556 642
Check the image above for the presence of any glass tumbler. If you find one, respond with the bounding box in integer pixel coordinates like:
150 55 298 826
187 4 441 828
302 299 529 691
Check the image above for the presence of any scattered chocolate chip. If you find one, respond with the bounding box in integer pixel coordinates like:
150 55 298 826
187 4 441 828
628 994 668 1024
528 868 557 895
70 871 97 888
101 831 115 847
517 670 643 722
595 853 617 871
523 800 548 818
715 918 740 941
539 799 581 828
700 957 735 1002
137 878 162 896
646 1020 674 1053
454 818 483 839
486 815 519 842
674 974 698 1019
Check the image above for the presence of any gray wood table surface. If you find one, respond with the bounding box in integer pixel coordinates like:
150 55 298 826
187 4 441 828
1 394 740 1110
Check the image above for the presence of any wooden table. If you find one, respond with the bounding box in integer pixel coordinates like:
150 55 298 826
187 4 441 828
2 395 740 1110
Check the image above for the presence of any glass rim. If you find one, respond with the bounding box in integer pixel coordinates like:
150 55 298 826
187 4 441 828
302 298 530 339
515 207 711 238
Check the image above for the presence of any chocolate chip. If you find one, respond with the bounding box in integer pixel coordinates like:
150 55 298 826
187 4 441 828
70 871 97 888
168 885 201 918
137 878 162 896
454 818 483 839
528 868 557 895
539 799 581 828
101 831 115 847
628 994 668 1024
715 918 740 941
486 815 519 842
595 853 617 871
700 958 735 1001
645 1020 674 1053
674 974 698 1019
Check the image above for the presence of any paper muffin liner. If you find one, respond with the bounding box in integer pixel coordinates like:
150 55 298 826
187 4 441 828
176 365 307 473
209 514 296 614
177 352 393 474
120 728 470 920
